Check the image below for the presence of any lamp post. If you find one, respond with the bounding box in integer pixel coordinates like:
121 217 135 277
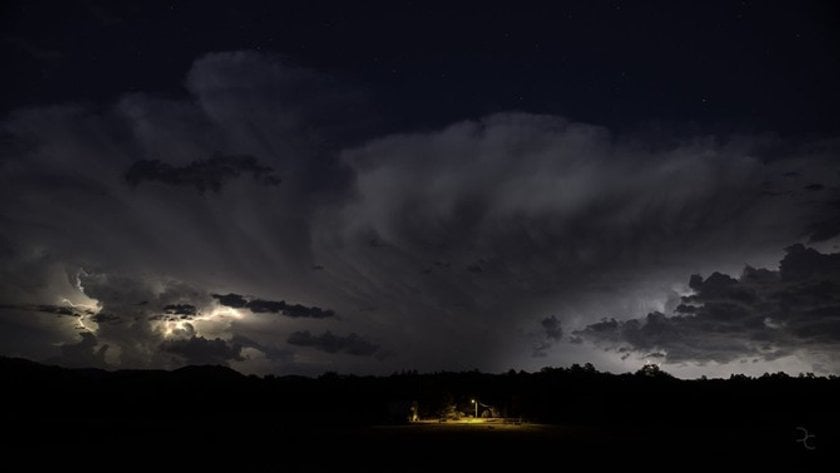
471 398 477 418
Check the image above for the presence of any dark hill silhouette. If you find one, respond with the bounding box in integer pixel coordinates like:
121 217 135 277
2 357 836 469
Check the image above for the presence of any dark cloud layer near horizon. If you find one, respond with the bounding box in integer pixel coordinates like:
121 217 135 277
576 245 840 367
287 330 382 357
1 46 839 377
160 336 244 366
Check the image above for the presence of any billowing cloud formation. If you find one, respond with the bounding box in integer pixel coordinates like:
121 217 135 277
75 273 218 367
329 113 840 373
212 293 335 318
575 245 840 364
67 272 346 370
56 332 109 368
1 50 839 376
341 114 839 264
287 330 381 357
160 336 244 365
125 155 280 193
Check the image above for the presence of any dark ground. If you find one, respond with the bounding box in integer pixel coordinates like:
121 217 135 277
3 357 835 470
9 418 830 470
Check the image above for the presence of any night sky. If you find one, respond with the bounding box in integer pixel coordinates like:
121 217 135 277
2 0 840 377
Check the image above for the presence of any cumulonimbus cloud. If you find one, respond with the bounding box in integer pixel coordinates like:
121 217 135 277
1 50 839 375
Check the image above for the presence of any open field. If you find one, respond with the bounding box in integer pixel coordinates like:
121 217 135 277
8 416 828 471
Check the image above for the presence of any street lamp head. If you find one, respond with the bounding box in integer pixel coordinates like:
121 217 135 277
471 399 475 403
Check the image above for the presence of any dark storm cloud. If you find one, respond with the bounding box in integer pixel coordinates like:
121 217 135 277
279 303 334 319
287 330 380 357
230 334 294 362
211 293 247 308
160 336 244 366
0 50 360 301
2 48 840 375
760 167 840 243
576 245 840 364
163 304 198 316
339 113 840 369
90 312 119 324
55 332 109 368
532 315 563 357
76 273 218 367
806 198 840 243
541 316 563 341
212 293 335 318
340 115 840 289
81 274 211 319
125 155 280 193
244 299 287 314
0 303 93 317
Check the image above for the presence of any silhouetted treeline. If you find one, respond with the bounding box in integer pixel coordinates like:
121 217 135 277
3 357 838 430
